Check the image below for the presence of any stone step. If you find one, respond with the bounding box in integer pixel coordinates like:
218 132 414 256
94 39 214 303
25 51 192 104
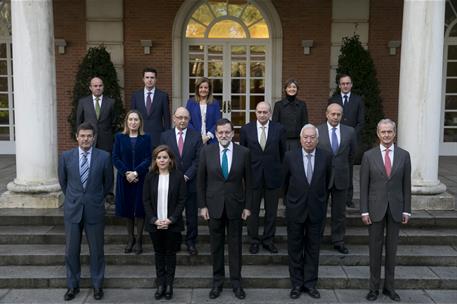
0 208 456 228
0 265 455 289
0 244 456 267
1 225 456 246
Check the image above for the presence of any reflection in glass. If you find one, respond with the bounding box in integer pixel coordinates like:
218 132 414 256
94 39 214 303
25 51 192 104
208 45 223 54
212 78 223 94
446 79 457 93
250 95 265 108
250 45 266 56
189 78 196 92
231 62 246 77
230 111 246 127
0 60 6 75
228 3 244 17
186 19 206 38
0 93 7 108
444 112 457 126
241 5 263 26
0 77 7 91
209 20 246 38
209 1 228 17
208 61 223 77
191 4 213 25
250 62 265 77
189 45 204 52
231 45 246 55
0 127 9 140
443 128 457 142
230 95 246 109
189 52 204 61
189 62 204 77
231 79 246 93
250 79 264 93
249 111 256 122
445 95 457 109
249 20 269 38
0 110 8 124
0 44 5 58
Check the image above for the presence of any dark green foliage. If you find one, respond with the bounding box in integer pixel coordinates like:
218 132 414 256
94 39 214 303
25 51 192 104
334 35 384 151
67 46 125 138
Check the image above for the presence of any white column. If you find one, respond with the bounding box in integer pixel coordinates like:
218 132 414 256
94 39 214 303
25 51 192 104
0 0 61 208
398 0 447 197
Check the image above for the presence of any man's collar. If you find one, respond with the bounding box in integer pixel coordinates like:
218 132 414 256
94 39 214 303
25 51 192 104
256 120 270 128
327 122 340 129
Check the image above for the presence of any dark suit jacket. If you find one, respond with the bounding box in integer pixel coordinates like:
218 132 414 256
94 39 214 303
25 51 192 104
272 97 308 139
283 148 332 223
160 128 203 192
143 169 186 233
328 93 365 136
76 95 116 152
130 88 171 148
58 147 113 224
186 99 221 145
317 123 356 190
360 145 412 223
239 120 286 189
197 143 252 219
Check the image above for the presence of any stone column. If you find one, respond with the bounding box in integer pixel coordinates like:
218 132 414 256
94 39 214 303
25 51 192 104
398 0 453 209
0 0 61 208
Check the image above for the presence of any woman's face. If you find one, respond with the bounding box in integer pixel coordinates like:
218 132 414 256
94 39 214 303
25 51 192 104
127 113 140 132
156 151 171 171
198 82 210 99
285 83 298 96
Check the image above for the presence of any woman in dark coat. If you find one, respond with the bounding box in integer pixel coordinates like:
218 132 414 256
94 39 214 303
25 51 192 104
143 145 186 300
272 79 309 150
112 110 151 254
186 77 221 145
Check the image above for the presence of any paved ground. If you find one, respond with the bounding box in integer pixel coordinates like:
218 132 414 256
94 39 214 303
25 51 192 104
0 288 456 303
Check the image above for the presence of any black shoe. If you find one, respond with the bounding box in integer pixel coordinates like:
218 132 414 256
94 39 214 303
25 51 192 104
262 243 278 254
366 290 379 301
155 285 165 300
346 201 355 208
304 287 320 299
249 243 259 254
187 245 198 256
383 289 400 301
124 237 135 253
209 286 222 299
233 287 246 299
289 286 303 299
93 288 104 300
133 239 143 255
64 288 79 301
164 285 173 300
334 244 349 254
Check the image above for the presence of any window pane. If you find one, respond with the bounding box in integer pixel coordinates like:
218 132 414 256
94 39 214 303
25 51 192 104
231 62 246 77
447 62 457 76
241 4 263 26
186 19 206 38
208 60 223 77
212 78 223 94
231 95 246 110
444 112 457 126
0 127 9 140
250 111 256 122
250 95 264 109
230 111 245 127
0 44 6 58
231 79 246 93
0 60 7 75
0 94 7 108
208 20 246 38
189 45 204 52
445 95 457 110
231 45 246 55
189 52 204 61
250 45 266 56
189 78 196 93
250 62 265 77
0 77 7 91
448 46 457 60
189 62 204 77
191 3 213 26
249 20 269 38
443 128 457 142
228 3 245 17
209 1 227 17
251 79 265 93
208 45 223 55
0 110 8 124
446 79 457 93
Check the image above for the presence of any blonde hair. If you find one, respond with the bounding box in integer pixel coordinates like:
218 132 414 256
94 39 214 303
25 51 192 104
122 110 145 135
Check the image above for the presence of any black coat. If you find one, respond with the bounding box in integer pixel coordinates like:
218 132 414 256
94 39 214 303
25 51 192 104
272 97 308 139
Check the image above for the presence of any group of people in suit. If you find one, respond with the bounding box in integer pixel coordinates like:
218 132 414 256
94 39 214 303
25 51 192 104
59 71 411 302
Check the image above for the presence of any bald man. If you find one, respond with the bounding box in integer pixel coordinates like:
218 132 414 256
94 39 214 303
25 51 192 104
160 107 203 255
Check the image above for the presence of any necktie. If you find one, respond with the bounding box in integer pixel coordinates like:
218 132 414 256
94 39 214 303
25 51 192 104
80 151 89 188
95 97 101 119
221 148 229 180
259 126 266 151
306 154 313 184
331 127 339 154
178 131 184 157
384 148 392 177
343 95 348 106
146 91 152 115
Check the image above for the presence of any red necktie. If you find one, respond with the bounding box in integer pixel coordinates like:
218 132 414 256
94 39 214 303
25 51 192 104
384 148 391 177
178 131 184 157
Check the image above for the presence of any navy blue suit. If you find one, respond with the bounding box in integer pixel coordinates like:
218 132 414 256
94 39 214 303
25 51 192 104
240 120 286 245
131 89 171 149
160 128 203 247
186 99 221 145
58 147 113 289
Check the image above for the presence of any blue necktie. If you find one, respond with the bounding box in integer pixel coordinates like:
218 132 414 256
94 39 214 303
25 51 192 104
221 148 229 180
80 152 89 188
331 127 339 154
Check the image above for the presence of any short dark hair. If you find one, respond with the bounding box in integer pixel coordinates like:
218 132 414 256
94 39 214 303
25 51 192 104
337 73 352 84
76 122 96 135
143 67 158 77
283 78 299 92
150 145 176 173
216 118 233 131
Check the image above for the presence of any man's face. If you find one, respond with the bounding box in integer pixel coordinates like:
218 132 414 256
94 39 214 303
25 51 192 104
326 105 343 127
89 78 104 97
173 108 190 131
377 123 396 147
76 129 95 151
339 76 353 94
216 123 234 147
255 103 271 125
143 72 157 90
300 127 318 153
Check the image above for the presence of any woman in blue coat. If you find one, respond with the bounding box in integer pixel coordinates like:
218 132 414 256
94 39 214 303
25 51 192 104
112 110 151 254
186 77 221 145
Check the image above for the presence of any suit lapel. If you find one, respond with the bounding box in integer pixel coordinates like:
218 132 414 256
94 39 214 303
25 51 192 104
182 129 193 158
71 148 84 191
168 129 180 159
99 97 108 120
373 148 388 179
320 126 331 151
86 149 97 186
295 149 309 185
249 123 262 151
390 147 401 178
86 97 98 120
264 122 274 149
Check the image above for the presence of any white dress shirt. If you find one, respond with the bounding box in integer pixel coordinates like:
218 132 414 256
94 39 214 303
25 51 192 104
144 87 155 107
219 142 233 174
327 122 341 147
175 128 187 143
157 173 169 220
92 95 103 109
200 103 207 135
257 120 269 145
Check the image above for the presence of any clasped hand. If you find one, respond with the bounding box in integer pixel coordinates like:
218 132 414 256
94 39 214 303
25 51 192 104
154 218 172 229
125 171 138 183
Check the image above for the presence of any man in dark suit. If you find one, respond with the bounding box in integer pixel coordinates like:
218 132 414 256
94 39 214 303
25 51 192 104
160 107 203 255
360 119 411 302
58 122 114 301
197 118 252 300
131 67 171 149
317 103 357 254
328 74 365 207
283 124 332 300
240 101 286 254
76 76 116 153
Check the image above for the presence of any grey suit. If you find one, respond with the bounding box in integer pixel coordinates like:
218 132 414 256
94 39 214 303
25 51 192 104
317 123 356 245
76 95 116 153
58 147 114 289
360 145 411 291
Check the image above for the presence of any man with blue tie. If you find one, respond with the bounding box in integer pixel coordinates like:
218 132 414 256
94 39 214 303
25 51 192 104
240 101 286 254
197 118 252 300
58 122 114 301
317 103 357 254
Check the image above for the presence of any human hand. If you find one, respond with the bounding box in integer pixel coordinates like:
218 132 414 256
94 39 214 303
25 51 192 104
200 207 210 220
241 209 251 220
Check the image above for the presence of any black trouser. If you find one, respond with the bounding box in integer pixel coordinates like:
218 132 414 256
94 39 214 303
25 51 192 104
326 186 347 246
150 230 181 287
184 192 198 247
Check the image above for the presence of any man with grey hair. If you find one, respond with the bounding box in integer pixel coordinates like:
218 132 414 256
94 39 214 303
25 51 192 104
360 118 411 302
283 124 332 300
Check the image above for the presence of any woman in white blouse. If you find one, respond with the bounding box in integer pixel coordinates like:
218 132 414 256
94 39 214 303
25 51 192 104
143 145 186 300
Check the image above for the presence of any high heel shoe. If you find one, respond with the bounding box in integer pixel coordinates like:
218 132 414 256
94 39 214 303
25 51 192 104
124 237 135 253
164 284 173 300
133 237 143 255
155 285 165 300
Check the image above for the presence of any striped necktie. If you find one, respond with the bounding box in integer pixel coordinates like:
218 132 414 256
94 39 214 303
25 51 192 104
80 151 90 188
